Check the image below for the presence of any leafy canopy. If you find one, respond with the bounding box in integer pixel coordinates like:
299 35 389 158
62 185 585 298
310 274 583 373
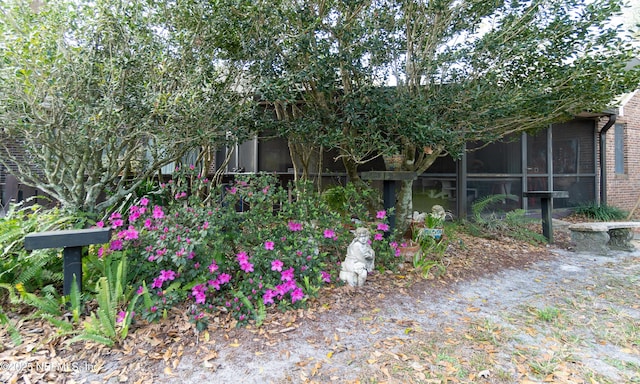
227 0 639 172
0 0 253 212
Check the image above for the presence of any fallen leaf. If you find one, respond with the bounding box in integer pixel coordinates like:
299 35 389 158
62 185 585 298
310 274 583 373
163 347 172 362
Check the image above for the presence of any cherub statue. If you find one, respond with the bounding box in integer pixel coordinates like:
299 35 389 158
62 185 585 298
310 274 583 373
339 227 375 287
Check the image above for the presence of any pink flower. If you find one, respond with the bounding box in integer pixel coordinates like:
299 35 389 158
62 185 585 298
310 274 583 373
281 267 295 282
263 289 277 305
236 252 249 263
160 270 176 281
218 273 231 284
323 229 336 239
192 284 207 304
376 210 386 219
116 311 126 323
240 261 254 273
139 197 149 206
136 286 144 295
291 288 305 303
288 221 303 232
228 186 237 194
271 259 283 272
152 205 165 219
274 283 289 296
374 233 384 241
144 218 153 229
97 247 105 259
262 186 270 194
121 226 139 240
264 241 275 250
209 262 219 273
377 223 390 231
202 221 209 230
151 277 163 289
111 218 124 229
321 271 331 283
208 279 220 290
95 221 105 228
110 239 123 251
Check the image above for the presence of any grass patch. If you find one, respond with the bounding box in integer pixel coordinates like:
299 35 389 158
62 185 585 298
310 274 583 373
534 306 562 323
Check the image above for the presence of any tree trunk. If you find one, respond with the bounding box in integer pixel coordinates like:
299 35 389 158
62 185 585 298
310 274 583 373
394 146 443 235
396 178 414 233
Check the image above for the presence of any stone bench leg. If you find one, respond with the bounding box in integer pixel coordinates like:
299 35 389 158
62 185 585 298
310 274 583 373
571 231 610 255
608 228 635 251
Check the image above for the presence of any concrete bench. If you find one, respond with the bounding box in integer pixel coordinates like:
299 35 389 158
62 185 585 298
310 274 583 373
568 221 640 255
24 228 111 296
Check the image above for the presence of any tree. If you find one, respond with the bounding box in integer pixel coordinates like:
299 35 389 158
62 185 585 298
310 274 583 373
0 0 252 213
229 0 640 226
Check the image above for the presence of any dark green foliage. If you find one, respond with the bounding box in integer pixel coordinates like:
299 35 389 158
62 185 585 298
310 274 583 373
0 202 82 291
574 203 628 221
321 183 377 220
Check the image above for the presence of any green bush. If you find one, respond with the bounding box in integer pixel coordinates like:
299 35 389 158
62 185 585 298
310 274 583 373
0 201 86 291
92 170 402 330
573 203 628 221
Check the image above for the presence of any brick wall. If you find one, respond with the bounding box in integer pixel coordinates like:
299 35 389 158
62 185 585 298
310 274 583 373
601 91 640 213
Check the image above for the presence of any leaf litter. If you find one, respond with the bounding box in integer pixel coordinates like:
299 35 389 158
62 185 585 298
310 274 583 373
1 221 640 383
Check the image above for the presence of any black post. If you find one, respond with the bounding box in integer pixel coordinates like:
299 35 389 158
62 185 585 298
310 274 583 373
63 246 83 296
540 196 553 243
522 191 568 244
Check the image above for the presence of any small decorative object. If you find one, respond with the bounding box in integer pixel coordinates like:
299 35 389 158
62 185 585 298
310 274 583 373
383 154 403 171
399 240 421 262
421 227 443 241
339 227 376 287
420 205 450 240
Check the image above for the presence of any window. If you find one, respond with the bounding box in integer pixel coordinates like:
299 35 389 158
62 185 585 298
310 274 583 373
614 123 625 175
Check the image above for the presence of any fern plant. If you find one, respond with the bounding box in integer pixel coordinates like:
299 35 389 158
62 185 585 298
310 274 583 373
0 284 22 346
0 281 77 346
70 255 140 346
470 194 546 244
0 201 80 290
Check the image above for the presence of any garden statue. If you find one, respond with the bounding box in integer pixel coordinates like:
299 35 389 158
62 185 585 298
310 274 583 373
339 227 375 287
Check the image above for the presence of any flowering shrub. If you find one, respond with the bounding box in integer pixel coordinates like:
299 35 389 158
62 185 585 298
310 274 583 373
92 169 401 329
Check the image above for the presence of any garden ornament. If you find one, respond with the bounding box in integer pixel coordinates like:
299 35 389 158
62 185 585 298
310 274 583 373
339 227 375 287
